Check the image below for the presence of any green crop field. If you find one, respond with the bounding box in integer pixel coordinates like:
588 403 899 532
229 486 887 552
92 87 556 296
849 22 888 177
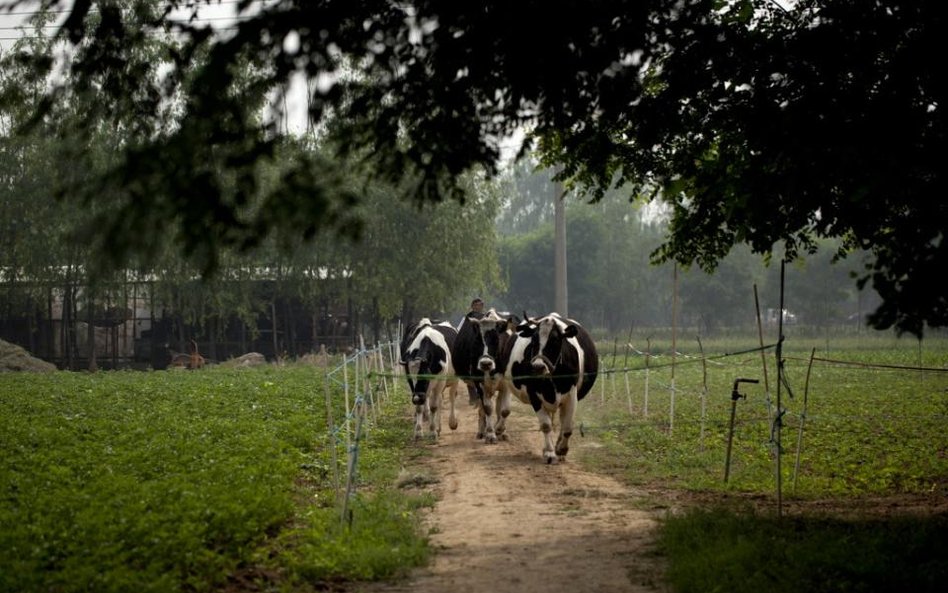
2 333 946 593
0 361 431 593
580 332 948 593
582 333 948 499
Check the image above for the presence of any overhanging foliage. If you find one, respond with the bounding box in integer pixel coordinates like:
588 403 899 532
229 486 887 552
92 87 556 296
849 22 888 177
1 0 944 336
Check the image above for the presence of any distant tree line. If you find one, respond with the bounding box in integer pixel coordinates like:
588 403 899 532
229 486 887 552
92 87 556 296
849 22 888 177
492 158 884 337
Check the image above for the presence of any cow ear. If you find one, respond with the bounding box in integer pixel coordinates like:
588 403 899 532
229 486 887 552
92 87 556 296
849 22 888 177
564 324 579 338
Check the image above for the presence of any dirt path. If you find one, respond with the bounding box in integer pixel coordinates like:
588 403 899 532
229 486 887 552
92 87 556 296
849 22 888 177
357 406 669 593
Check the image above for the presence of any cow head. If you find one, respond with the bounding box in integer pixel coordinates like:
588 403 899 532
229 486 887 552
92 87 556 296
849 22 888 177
399 318 447 406
405 352 432 405
471 309 514 375
521 314 579 376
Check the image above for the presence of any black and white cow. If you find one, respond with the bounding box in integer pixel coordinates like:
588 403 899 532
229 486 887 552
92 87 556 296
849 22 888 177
498 312 598 463
399 318 460 441
452 308 517 443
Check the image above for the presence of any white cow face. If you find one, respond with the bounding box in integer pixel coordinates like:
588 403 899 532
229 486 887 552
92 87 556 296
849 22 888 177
474 310 507 373
530 317 557 375
529 314 578 375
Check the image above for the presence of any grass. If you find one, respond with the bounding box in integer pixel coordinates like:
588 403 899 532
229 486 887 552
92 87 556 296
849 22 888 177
0 360 432 593
578 330 948 593
658 507 948 593
582 332 948 497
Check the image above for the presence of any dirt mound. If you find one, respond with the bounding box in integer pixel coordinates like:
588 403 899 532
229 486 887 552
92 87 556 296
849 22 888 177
0 339 57 372
220 352 268 368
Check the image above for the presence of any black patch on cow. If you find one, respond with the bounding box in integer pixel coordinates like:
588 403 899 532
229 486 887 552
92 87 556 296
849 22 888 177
452 317 483 384
499 315 598 409
400 321 457 405
540 319 598 401
453 314 513 403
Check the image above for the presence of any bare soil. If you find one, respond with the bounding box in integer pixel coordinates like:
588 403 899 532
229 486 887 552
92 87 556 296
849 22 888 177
356 406 671 593
0 339 57 372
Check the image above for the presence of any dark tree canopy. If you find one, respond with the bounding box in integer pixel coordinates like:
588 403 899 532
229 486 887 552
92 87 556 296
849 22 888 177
1 0 945 336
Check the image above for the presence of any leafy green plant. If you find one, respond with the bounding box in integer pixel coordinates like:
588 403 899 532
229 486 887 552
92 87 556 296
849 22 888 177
0 363 430 593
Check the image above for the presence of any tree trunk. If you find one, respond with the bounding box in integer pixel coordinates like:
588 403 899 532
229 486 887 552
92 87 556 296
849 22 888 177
87 291 98 372
271 300 279 359
554 174 568 316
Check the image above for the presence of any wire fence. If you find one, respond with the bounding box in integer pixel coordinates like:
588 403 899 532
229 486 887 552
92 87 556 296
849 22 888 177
580 340 948 513
324 335 948 518
321 338 402 525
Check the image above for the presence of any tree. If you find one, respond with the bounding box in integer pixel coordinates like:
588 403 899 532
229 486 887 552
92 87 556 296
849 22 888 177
497 189 673 333
678 247 758 334
2 0 944 336
495 157 555 237
321 167 503 337
609 0 947 337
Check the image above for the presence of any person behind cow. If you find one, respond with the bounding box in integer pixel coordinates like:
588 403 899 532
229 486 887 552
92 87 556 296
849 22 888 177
457 297 486 330
469 297 485 316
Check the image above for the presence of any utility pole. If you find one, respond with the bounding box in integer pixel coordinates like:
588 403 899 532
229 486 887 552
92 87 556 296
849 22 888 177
554 173 568 316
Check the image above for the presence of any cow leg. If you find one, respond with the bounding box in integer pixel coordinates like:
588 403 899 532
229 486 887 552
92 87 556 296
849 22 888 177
446 381 459 431
413 403 426 441
472 383 492 441
428 385 442 439
481 391 498 444
476 400 487 439
476 398 498 443
494 388 511 441
555 389 578 458
536 407 557 463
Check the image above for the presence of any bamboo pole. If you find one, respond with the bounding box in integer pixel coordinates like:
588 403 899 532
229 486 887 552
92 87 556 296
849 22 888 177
324 368 341 504
697 335 708 449
670 263 678 435
754 284 774 423
774 259 786 517
644 337 651 418
793 347 817 491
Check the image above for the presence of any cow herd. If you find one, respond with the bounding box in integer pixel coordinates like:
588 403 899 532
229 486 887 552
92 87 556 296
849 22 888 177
398 309 599 464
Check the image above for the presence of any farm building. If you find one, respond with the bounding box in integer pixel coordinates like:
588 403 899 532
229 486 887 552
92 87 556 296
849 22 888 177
0 267 358 370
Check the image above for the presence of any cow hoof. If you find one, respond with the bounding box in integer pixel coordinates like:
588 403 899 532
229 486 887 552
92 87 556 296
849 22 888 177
476 432 484 439
485 434 497 445
498 433 509 441
449 418 459 430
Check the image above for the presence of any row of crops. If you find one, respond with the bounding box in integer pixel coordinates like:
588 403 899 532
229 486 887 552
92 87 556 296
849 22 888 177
2 333 946 592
